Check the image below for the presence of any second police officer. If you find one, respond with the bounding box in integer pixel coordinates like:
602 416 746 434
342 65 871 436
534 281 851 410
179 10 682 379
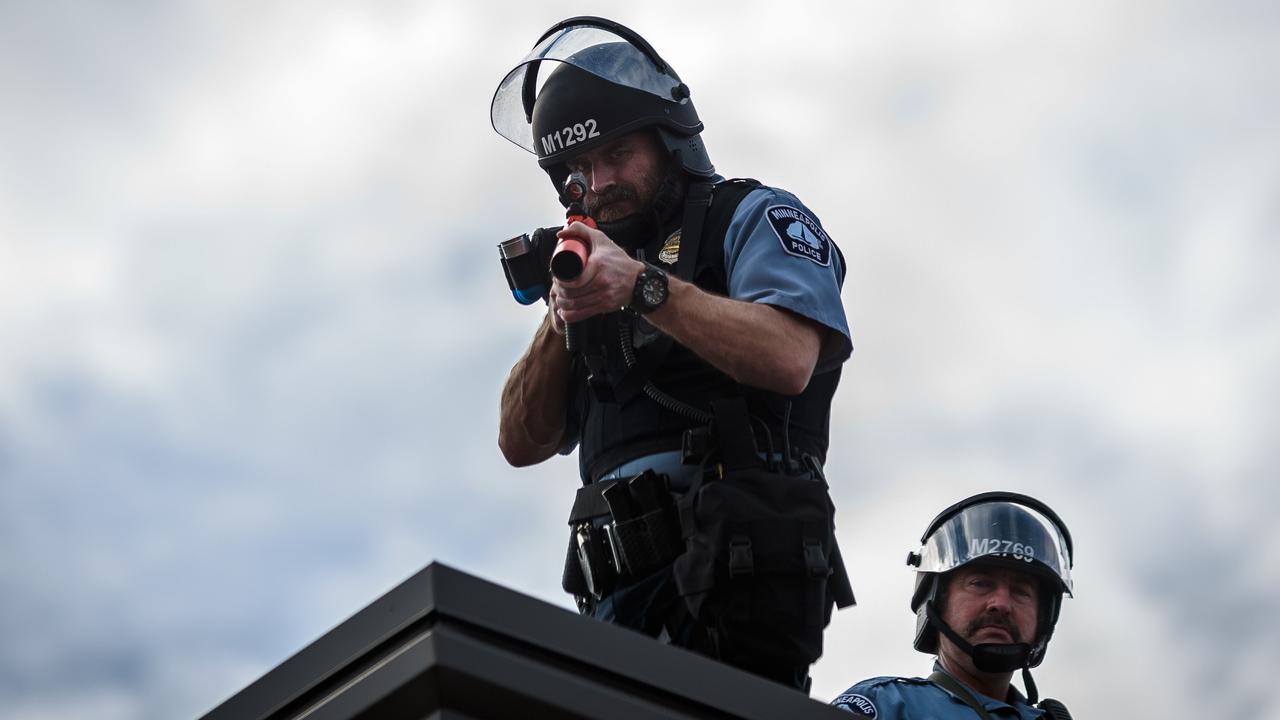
832 492 1076 718
493 17 854 691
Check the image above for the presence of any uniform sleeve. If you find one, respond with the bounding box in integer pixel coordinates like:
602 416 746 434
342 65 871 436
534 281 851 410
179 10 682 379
831 678 905 718
722 187 852 374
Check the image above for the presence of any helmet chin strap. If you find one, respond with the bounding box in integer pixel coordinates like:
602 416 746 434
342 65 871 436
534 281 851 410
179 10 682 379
1022 667 1039 706
596 213 657 251
926 601 1041 704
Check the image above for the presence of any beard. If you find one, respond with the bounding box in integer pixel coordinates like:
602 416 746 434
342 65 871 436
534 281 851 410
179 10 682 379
597 212 659 251
590 183 645 223
587 164 674 251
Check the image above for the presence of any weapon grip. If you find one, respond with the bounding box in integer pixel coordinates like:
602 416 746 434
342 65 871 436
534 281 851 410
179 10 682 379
554 215 595 352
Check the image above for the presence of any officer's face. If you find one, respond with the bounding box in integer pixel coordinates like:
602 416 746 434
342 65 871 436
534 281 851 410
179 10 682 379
940 564 1039 654
564 130 666 224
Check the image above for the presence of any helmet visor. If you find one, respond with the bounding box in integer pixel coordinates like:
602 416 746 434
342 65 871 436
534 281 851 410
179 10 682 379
491 23 684 153
916 501 1073 595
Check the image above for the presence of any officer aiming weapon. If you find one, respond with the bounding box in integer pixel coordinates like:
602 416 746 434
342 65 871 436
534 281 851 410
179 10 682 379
493 16 854 692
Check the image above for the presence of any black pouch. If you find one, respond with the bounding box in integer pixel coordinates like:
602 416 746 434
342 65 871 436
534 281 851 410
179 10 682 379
671 399 853 667
561 473 684 604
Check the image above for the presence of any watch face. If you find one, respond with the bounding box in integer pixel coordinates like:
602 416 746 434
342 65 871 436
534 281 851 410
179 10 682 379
631 267 667 314
642 277 665 306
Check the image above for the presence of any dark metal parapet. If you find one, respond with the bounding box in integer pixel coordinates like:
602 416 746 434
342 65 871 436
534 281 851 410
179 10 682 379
198 562 847 719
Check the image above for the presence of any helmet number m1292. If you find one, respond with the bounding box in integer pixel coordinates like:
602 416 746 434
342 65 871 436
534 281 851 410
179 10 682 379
541 119 601 155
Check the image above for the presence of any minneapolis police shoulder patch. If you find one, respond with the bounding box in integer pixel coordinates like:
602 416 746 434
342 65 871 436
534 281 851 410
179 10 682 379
766 205 831 266
832 693 877 717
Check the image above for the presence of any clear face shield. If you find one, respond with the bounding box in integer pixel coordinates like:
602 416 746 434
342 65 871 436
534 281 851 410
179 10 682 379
915 501 1074 596
490 23 684 154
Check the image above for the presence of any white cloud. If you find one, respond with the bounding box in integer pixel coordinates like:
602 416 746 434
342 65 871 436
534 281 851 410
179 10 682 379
1 1 1277 718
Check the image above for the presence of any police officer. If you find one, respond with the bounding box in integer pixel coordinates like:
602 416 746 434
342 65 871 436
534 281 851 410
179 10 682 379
832 492 1075 718
492 17 854 691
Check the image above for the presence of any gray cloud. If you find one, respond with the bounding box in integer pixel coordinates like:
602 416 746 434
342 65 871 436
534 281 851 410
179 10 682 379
1 2 1277 719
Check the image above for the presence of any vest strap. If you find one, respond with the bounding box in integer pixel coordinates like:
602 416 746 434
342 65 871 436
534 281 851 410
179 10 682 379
928 671 996 720
677 180 714 282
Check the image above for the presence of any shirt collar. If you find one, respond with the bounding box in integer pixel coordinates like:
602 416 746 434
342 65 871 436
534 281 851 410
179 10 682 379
930 661 1033 711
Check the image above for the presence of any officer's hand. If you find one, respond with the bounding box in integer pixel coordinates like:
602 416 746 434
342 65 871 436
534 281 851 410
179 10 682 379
553 221 644 324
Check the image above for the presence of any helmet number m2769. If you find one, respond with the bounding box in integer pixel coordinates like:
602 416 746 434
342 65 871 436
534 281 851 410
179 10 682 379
541 119 601 155
969 538 1035 562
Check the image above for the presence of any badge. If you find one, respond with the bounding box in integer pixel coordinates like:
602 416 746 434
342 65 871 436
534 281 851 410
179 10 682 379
832 693 877 717
766 205 831 266
658 230 681 265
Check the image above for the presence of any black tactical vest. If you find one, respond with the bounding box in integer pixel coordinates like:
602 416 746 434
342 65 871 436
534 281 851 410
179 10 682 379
570 179 843 483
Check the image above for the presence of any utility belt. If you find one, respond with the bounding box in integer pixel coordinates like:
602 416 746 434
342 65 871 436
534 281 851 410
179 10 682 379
561 428 720 604
562 468 685 606
561 422 754 604
562 402 855 659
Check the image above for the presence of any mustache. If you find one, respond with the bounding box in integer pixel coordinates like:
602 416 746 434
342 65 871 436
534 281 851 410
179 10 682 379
965 614 1023 644
588 185 639 211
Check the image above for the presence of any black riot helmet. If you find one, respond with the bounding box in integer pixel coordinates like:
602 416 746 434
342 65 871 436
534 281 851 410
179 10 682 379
906 492 1074 674
491 16 714 194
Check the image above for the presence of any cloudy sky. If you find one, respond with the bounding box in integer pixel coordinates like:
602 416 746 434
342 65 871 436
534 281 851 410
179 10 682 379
2 1 1277 718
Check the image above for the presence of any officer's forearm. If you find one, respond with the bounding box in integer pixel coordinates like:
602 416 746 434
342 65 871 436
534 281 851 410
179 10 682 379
644 277 823 396
498 311 572 466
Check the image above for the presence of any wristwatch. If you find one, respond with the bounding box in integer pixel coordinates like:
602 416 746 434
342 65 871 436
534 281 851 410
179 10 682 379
627 263 669 315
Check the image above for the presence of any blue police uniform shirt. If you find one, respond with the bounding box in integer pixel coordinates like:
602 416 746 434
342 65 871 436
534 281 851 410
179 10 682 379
831 663 1044 719
721 185 852 374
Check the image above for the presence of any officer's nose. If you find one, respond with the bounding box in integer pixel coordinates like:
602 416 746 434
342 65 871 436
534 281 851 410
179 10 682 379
985 584 1014 614
590 165 617 194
